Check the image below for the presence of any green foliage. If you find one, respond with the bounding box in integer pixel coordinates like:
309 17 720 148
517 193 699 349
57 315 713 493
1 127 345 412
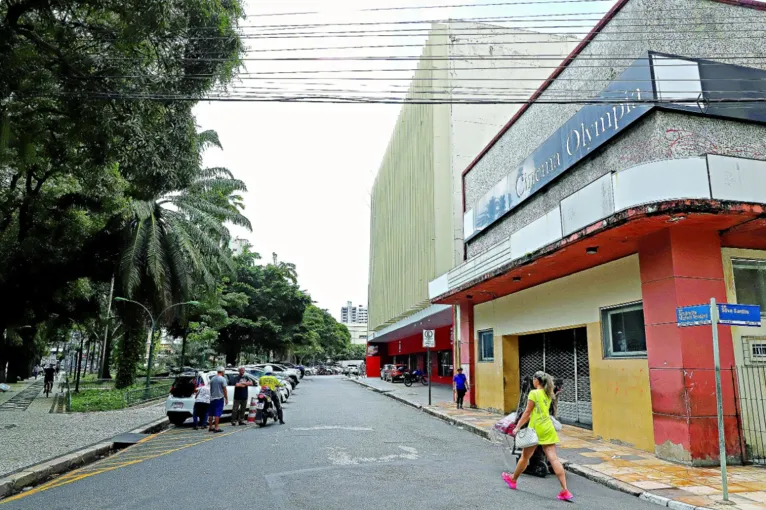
0 0 245 381
69 389 127 412
344 344 368 361
291 305 355 363
215 252 312 364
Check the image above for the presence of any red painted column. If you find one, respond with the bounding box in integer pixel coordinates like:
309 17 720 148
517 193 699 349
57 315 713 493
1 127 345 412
639 228 741 466
457 303 476 407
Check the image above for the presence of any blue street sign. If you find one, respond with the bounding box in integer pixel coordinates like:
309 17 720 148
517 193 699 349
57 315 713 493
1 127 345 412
717 304 762 327
677 305 712 327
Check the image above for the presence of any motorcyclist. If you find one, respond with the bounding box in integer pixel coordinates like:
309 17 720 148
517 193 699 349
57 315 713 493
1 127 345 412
259 366 285 425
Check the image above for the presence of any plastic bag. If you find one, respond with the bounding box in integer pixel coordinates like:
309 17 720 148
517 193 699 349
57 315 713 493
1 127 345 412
493 412 517 435
0 383 10 392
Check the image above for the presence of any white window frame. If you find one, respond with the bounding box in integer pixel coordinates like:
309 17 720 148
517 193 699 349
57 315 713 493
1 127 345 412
601 301 647 359
731 258 766 317
478 329 494 362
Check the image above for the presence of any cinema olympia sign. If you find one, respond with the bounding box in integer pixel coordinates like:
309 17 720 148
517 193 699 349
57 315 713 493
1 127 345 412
464 52 766 241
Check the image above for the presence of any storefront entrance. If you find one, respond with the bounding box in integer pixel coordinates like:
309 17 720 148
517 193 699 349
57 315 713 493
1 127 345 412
519 327 592 428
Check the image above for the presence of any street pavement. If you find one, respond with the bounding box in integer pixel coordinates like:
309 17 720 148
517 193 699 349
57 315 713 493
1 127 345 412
1 376 658 510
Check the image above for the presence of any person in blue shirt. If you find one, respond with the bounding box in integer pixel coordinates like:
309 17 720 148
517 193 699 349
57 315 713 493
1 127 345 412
453 367 469 409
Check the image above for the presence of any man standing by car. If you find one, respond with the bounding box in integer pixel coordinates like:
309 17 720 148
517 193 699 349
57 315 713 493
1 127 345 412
231 367 252 426
259 366 285 425
208 367 228 433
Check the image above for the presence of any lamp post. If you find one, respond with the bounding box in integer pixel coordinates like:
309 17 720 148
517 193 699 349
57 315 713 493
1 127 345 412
114 298 199 393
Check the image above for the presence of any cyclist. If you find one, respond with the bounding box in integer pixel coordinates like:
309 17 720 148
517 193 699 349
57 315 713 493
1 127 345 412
258 366 285 425
43 364 55 396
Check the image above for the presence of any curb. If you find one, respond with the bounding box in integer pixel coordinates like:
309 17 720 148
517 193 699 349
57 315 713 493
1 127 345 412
349 379 491 441
349 379 714 510
0 416 170 500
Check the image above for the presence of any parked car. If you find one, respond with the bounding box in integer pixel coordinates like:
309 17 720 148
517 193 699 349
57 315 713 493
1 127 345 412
252 364 300 386
380 364 395 380
343 364 359 376
385 364 408 383
245 368 289 403
165 369 261 426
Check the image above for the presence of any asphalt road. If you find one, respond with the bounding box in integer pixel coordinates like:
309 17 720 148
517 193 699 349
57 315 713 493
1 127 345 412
2 376 657 510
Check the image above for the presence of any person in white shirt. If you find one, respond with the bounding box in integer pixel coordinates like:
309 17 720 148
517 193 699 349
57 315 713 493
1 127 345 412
193 378 211 430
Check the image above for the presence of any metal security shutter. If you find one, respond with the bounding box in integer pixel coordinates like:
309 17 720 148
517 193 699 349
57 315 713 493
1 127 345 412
574 328 593 426
518 327 592 428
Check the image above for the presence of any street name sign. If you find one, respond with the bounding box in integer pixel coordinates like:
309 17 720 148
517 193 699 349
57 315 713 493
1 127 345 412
675 299 761 502
677 303 761 327
717 304 761 327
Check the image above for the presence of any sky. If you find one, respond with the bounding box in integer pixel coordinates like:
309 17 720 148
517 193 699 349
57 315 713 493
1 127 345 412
193 0 617 319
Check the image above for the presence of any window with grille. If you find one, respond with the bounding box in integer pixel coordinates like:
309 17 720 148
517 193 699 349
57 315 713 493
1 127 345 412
601 302 647 358
478 330 494 362
732 259 766 313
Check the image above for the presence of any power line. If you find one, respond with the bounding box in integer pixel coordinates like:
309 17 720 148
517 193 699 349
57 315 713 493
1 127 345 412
248 0 617 18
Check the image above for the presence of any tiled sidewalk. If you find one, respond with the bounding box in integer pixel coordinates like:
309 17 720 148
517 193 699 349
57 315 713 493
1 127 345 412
426 401 766 510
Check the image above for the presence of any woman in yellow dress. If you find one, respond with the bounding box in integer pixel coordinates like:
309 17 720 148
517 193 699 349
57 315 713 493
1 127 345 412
503 371 573 502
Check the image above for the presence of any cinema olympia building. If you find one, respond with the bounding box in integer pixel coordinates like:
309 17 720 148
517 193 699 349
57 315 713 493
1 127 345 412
423 0 766 466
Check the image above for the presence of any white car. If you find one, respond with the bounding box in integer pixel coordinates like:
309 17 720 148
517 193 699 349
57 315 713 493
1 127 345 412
165 370 261 426
252 364 300 386
244 368 289 403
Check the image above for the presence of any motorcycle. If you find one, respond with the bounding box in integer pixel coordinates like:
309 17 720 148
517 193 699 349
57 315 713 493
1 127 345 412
255 389 279 427
403 369 428 387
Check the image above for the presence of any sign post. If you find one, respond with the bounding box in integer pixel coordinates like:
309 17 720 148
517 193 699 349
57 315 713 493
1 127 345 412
423 330 435 406
676 300 761 503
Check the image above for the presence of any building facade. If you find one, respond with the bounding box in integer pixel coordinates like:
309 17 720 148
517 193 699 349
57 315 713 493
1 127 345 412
366 22 578 383
229 237 251 257
428 0 766 466
345 323 369 346
340 301 368 324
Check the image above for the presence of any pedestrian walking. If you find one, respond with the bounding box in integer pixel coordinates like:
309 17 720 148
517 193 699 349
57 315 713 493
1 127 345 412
231 367 252 426
453 367 469 409
503 371 573 502
192 378 211 430
33 364 40 380
208 367 228 433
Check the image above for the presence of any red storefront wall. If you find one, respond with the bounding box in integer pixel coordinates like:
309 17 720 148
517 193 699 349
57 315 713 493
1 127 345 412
383 326 453 385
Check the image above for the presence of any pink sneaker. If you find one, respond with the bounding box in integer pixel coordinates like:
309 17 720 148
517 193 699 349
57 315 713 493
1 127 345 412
557 490 574 502
501 472 517 490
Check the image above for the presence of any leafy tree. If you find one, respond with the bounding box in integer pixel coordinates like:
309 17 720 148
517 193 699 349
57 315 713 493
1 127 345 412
216 252 311 365
291 305 353 363
0 0 245 381
113 129 250 387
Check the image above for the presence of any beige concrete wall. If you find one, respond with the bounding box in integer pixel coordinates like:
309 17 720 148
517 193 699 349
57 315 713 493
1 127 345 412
473 255 655 450
368 23 578 332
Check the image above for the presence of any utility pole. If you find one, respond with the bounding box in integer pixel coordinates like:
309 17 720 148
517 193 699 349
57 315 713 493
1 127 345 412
99 276 114 379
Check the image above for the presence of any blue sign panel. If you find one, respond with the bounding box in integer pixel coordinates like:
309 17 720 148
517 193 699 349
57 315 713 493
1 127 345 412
465 54 655 241
465 52 766 242
677 305 712 327
717 304 761 327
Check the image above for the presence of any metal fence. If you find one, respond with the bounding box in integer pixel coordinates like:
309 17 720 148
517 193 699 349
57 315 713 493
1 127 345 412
123 383 173 407
734 365 766 465
63 376 173 412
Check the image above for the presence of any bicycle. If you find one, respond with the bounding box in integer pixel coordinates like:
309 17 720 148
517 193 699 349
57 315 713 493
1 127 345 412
44 380 53 398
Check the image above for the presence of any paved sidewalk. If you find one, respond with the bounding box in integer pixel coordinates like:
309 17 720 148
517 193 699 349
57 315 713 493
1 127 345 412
0 377 165 478
353 375 454 405
353 377 766 510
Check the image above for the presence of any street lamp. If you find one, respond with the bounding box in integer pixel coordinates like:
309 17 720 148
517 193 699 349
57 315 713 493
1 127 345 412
114 298 200 392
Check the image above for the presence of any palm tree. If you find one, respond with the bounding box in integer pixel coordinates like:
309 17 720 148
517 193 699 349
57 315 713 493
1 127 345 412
118 128 252 315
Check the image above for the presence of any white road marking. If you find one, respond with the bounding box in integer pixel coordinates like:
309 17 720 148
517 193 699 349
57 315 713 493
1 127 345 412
292 426 374 431
326 446 420 466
